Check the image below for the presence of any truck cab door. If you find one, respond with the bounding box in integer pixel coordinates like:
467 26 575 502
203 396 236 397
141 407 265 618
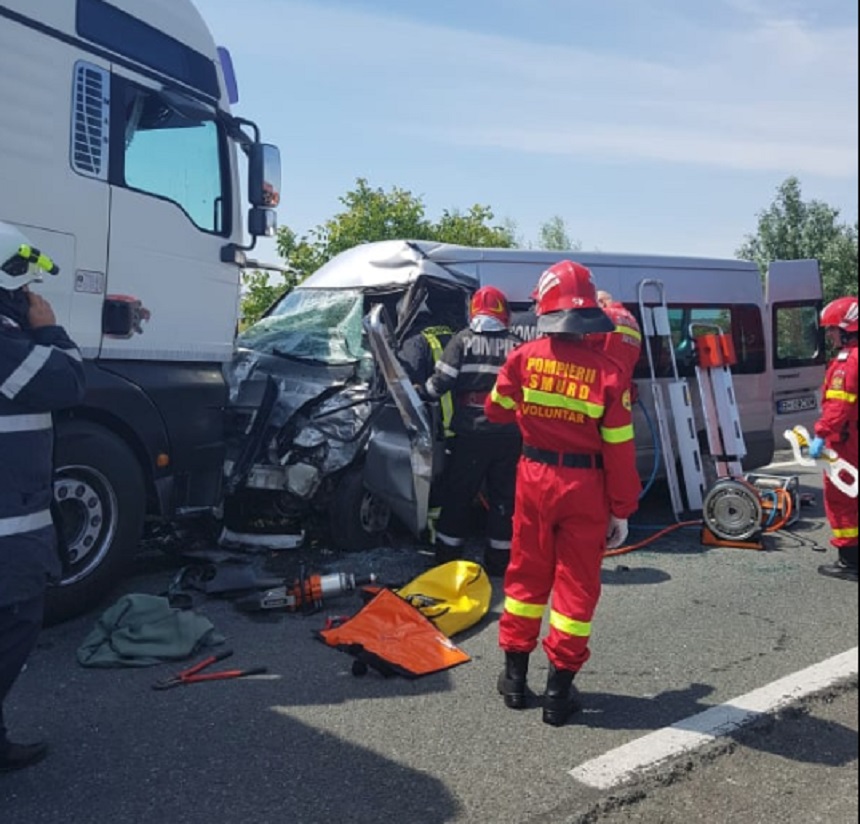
104 73 239 364
766 260 826 448
362 305 435 536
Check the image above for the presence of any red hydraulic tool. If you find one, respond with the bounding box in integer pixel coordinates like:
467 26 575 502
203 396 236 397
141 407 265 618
152 650 266 690
249 571 380 613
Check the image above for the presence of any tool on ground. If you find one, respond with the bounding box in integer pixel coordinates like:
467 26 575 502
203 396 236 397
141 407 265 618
152 650 266 690
318 588 471 679
393 560 492 637
244 570 380 613
784 426 859 498
745 472 800 529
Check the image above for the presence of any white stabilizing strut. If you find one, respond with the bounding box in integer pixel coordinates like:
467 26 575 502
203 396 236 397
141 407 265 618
784 425 859 499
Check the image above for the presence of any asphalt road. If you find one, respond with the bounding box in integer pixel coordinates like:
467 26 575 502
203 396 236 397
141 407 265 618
2 452 857 823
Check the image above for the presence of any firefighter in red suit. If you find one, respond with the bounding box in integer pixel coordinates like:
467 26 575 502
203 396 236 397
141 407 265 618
594 290 642 398
485 261 641 726
808 296 859 582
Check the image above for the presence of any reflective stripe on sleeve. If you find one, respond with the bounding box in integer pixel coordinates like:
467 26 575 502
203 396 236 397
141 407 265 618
0 345 52 399
490 386 517 410
614 325 642 341
825 390 858 404
833 526 859 539
437 361 459 378
601 423 635 443
504 596 546 620
58 346 83 363
0 508 53 538
0 412 52 433
549 609 591 638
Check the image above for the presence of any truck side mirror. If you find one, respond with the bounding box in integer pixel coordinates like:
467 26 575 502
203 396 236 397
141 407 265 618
248 143 281 209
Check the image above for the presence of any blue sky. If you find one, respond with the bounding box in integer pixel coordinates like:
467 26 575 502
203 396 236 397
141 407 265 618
197 0 857 260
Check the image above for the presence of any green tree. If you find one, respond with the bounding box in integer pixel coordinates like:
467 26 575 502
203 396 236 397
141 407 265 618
538 215 581 251
736 176 858 302
241 178 516 324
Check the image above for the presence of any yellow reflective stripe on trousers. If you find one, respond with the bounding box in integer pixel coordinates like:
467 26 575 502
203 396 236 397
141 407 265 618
521 387 605 419
601 423 635 443
504 596 546 620
549 609 591 638
490 386 518 410
833 526 859 539
825 390 858 404
422 329 454 435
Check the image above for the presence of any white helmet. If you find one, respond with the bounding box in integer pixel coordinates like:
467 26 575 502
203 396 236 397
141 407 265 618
0 220 60 291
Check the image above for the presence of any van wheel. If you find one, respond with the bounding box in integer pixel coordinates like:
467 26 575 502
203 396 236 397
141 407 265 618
45 422 146 625
329 468 391 551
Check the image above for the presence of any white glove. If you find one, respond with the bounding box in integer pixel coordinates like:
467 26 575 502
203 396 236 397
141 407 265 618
606 516 628 549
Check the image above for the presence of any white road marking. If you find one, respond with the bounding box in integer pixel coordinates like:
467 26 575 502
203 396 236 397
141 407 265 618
570 647 858 790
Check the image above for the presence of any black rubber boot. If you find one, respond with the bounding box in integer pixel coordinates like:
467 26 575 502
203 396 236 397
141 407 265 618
818 545 859 582
497 652 530 709
542 663 582 727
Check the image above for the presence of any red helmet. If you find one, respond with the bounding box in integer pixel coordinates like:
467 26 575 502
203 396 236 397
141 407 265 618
470 286 510 327
820 297 859 334
531 260 614 335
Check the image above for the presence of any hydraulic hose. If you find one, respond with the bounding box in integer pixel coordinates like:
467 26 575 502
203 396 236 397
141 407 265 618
636 394 661 501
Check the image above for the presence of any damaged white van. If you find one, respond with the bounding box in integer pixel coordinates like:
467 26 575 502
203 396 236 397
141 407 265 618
223 240 824 548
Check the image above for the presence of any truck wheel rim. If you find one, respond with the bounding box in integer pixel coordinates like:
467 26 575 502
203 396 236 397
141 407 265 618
53 466 119 586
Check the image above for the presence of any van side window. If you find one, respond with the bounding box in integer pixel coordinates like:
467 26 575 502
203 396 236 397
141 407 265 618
634 304 765 379
112 80 228 235
773 303 825 368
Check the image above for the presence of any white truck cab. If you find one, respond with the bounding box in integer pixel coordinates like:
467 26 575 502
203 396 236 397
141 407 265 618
0 0 281 621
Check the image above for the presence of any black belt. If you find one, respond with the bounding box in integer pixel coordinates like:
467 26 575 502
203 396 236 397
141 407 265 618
522 445 604 469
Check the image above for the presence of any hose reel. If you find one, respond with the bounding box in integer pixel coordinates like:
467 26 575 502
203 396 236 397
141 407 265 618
702 477 764 547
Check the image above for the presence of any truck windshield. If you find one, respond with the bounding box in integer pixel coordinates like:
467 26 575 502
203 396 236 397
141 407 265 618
238 288 368 365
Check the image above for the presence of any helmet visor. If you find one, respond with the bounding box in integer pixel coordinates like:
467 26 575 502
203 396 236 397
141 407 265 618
536 308 615 335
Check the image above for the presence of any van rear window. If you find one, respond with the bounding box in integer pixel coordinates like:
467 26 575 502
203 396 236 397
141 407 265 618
772 302 825 369
76 0 219 99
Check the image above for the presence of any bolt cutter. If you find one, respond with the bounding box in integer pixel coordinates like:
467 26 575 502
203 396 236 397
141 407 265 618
152 650 267 690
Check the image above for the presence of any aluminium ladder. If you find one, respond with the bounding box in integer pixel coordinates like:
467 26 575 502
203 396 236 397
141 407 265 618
637 279 707 518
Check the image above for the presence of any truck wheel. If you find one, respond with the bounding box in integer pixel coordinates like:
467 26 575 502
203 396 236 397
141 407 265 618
44 421 146 625
328 468 391 551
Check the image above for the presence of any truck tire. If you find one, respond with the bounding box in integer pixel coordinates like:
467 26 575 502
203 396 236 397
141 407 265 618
44 421 146 625
328 468 391 551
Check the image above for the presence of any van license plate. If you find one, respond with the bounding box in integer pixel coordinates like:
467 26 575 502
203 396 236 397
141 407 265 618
777 395 817 414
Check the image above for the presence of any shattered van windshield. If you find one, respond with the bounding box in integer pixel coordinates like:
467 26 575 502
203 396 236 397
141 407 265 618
238 288 368 364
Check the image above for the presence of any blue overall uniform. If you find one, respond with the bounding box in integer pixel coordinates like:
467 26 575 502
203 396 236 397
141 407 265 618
0 297 85 749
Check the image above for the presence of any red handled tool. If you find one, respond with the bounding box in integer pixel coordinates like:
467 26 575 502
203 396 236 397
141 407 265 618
152 650 267 690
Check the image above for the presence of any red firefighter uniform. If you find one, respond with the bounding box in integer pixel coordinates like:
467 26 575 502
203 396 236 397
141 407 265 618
485 335 641 672
591 302 642 389
814 341 858 549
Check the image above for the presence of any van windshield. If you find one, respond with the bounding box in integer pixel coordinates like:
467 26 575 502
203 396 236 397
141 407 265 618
238 288 368 365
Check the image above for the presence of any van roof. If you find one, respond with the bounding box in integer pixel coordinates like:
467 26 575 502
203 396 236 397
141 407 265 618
299 240 764 303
